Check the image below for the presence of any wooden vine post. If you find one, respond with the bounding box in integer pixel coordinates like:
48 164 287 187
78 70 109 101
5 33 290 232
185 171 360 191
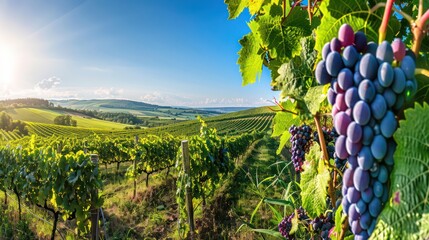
133 135 139 199
90 154 100 240
181 140 195 239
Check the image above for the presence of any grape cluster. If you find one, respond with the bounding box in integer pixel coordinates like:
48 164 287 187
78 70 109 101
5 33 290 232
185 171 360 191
311 212 334 240
289 125 313 172
313 127 346 170
278 207 309 239
316 24 416 239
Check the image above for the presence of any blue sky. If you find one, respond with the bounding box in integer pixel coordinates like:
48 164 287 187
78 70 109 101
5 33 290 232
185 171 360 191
0 0 275 107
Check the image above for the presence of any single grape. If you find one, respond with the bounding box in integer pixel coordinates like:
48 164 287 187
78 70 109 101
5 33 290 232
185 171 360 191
378 62 394 87
376 40 394 63
368 218 376 235
348 203 360 220
332 105 340 118
361 187 374 203
371 94 387 120
351 220 363 234
343 168 354 187
394 94 404 111
326 51 344 77
380 111 397 138
359 211 372 230
316 60 332 85
354 31 367 53
347 187 361 204
338 68 354 90
358 146 374 170
353 101 371 125
338 24 355 47
371 135 387 160
335 135 349 159
358 79 376 102
368 197 381 217
366 42 378 55
401 55 416 79
343 45 359 68
392 38 406 61
384 139 396 166
346 137 362 156
347 121 362 143
336 93 347 111
378 165 388 183
383 88 396 108
322 42 331 60
327 88 336 105
360 53 379 80
348 155 358 169
345 87 359 108
331 37 342 52
356 199 367 214
405 79 417 101
334 111 351 135
354 71 363 86
392 67 406 94
373 180 384 198
353 166 370 191
342 196 351 214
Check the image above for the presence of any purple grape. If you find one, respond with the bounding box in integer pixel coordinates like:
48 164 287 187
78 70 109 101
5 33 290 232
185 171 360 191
392 38 406 61
356 199 368 214
343 45 359 68
342 197 351 214
380 111 397 138
353 166 370 191
366 42 378 55
347 187 361 204
371 135 387 160
405 79 417 100
331 37 342 52
362 125 374 145
353 101 371 125
371 94 387 120
346 137 362 156
354 31 367 52
338 24 355 47
322 42 331 60
401 55 416 79
392 67 406 94
360 53 378 80
335 135 349 159
338 68 354 90
354 71 363 86
376 41 394 63
326 51 344 77
373 180 384 198
349 155 358 169
362 187 374 203
336 93 347 111
316 60 332 85
378 165 388 183
368 197 381 217
378 62 394 87
345 87 359 108
334 111 351 135
383 89 396 108
327 88 336 105
347 121 362 143
394 94 404 111
357 146 374 170
352 220 363 234
360 211 372 230
358 79 376 102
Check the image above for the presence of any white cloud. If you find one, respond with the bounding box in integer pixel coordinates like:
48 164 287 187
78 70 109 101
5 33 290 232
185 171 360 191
35 76 61 90
94 87 124 98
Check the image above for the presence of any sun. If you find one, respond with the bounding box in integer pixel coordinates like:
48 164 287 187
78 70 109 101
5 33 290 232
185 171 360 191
0 45 17 90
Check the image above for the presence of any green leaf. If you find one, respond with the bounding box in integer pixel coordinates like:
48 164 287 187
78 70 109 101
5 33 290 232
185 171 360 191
331 204 344 240
371 102 429 240
271 100 300 154
248 0 265 15
290 210 299 234
300 143 330 218
224 0 248 19
271 37 317 100
304 85 327 115
264 198 293 207
238 22 264 86
251 228 284 238
258 5 311 63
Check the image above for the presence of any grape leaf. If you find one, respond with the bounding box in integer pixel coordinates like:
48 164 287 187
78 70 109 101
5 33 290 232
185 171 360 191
248 0 265 15
272 37 317 100
370 102 429 240
238 21 264 86
224 0 248 19
271 100 299 154
300 143 329 218
304 85 327 115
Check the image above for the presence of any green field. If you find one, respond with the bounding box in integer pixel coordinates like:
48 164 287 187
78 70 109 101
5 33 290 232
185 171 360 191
4 108 130 130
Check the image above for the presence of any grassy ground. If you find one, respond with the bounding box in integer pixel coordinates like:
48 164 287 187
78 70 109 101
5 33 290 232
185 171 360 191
0 135 294 239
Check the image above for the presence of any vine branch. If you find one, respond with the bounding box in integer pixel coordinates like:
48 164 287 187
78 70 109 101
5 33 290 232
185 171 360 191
313 113 336 206
415 68 429 78
370 3 414 23
378 0 394 43
338 216 349 240
412 8 429 56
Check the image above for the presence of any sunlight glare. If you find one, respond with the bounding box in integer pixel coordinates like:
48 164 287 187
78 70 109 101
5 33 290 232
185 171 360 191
0 45 17 90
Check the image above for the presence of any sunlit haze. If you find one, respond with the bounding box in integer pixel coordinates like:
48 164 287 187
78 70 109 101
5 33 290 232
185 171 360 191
0 0 275 107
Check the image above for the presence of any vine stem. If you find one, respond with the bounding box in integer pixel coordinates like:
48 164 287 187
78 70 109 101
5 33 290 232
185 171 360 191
370 3 414 23
338 217 349 240
415 68 429 77
313 113 335 206
378 0 394 43
412 9 429 55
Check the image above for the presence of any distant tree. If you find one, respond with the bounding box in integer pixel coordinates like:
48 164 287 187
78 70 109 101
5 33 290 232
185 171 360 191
54 115 77 127
0 112 29 135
